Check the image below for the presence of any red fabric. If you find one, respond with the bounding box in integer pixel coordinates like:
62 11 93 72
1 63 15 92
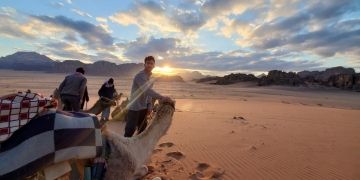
0 104 10 110
0 115 9 122
0 91 53 141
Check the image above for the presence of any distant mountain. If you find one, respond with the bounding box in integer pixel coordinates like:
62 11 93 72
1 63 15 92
0 51 144 77
51 60 144 77
0 51 54 71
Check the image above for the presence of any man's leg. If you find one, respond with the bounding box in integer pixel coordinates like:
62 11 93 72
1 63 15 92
69 96 81 112
137 109 148 134
124 110 139 137
101 107 110 120
61 96 71 111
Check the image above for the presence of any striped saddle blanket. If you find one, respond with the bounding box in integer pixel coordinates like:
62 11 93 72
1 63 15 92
0 110 103 179
0 92 54 141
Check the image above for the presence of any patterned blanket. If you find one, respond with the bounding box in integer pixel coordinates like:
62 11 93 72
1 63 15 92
0 110 102 179
0 92 54 141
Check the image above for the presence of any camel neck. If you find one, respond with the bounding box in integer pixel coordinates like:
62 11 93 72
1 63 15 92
132 106 173 166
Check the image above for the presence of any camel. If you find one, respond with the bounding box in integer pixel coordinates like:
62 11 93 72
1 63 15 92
48 90 176 179
52 88 122 115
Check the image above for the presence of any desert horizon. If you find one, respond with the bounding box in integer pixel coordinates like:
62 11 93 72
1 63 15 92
1 70 359 179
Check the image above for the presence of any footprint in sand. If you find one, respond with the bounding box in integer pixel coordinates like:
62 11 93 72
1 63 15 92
196 163 210 171
189 163 225 180
159 142 175 148
250 145 258 151
233 116 249 125
166 151 185 160
281 100 290 104
233 116 245 120
153 148 163 153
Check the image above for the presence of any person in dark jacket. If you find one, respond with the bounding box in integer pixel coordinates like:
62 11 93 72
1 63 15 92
98 78 117 121
80 86 89 110
58 67 87 112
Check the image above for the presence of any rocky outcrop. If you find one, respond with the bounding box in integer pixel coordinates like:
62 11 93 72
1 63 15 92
194 67 359 91
297 67 359 91
195 76 220 83
325 73 360 91
298 66 355 82
215 73 257 85
258 70 303 86
353 74 360 91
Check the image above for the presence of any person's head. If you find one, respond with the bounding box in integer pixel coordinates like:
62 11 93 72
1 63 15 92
108 78 114 85
76 67 85 74
144 56 155 73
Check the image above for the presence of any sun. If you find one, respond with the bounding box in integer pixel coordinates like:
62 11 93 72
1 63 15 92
153 66 175 75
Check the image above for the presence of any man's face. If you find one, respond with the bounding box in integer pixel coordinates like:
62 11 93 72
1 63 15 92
144 60 155 72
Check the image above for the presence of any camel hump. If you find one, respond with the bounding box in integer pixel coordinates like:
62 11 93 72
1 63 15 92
0 110 102 179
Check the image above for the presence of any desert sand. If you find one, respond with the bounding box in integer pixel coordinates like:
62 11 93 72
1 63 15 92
1 70 360 180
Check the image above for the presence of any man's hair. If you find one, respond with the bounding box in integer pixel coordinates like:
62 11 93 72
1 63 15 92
144 56 155 63
108 78 114 84
76 67 85 74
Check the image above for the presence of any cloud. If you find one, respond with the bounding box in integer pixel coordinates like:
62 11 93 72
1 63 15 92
51 2 64 8
165 50 322 72
0 8 121 63
119 36 322 72
0 8 39 39
96 17 107 23
66 0 72 4
71 9 93 18
109 0 207 34
201 0 256 17
121 36 186 61
31 15 115 49
247 0 360 59
44 41 122 63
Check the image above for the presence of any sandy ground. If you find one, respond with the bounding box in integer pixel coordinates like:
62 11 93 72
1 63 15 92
1 70 360 180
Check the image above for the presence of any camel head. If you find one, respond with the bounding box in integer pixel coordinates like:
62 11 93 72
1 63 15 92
138 100 175 139
103 100 175 180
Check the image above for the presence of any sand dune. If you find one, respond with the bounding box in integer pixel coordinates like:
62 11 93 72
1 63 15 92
1 70 360 180
108 99 360 180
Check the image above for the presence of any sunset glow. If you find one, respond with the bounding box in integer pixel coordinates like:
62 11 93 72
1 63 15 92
153 66 176 76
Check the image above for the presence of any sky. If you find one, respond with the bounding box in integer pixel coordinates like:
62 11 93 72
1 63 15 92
0 0 359 75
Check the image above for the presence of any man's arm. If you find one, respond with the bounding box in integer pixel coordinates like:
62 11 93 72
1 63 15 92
98 84 105 97
58 77 67 93
134 75 163 99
